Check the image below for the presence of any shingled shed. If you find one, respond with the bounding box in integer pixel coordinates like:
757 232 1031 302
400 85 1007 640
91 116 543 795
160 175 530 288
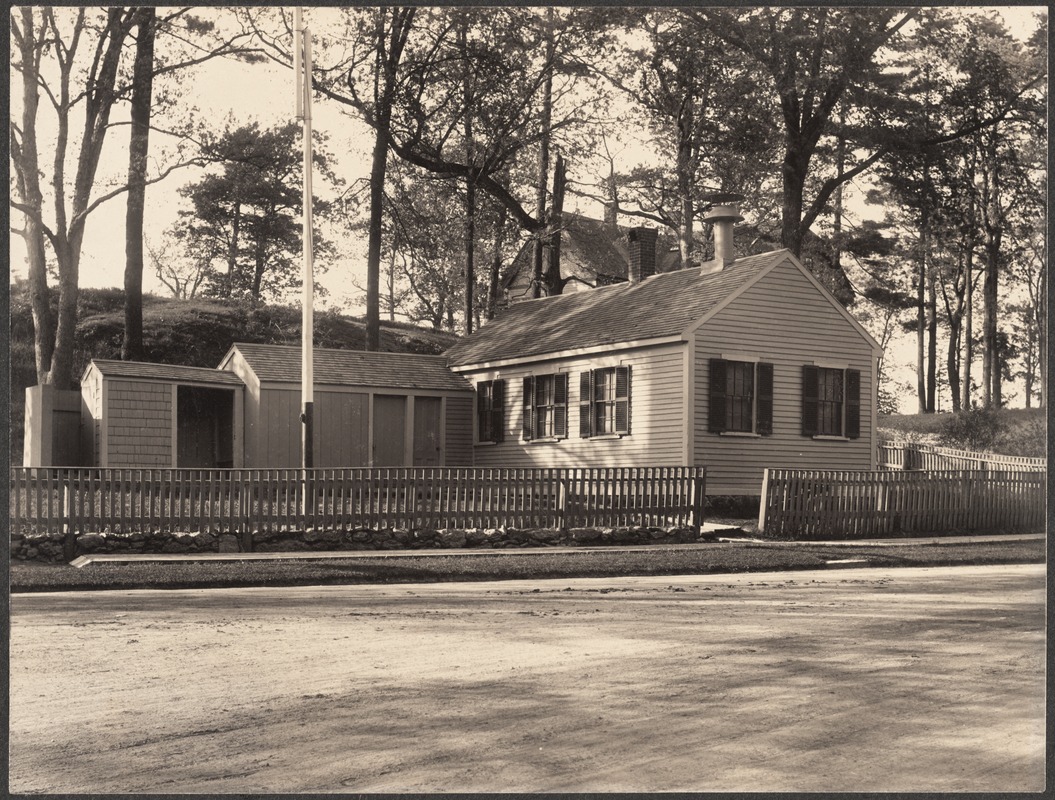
80 359 245 469
219 343 475 468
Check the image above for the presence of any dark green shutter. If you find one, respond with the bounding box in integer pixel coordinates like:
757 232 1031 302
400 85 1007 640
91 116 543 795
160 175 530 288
802 365 819 436
554 373 568 438
492 378 505 443
579 371 593 438
615 366 631 435
522 376 534 440
708 359 728 433
845 369 861 439
756 363 774 436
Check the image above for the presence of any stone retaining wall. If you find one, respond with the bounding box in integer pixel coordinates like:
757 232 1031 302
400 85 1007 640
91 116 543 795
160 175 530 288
12 525 704 563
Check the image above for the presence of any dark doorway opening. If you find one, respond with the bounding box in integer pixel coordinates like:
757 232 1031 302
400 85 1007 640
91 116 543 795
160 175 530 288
177 386 234 468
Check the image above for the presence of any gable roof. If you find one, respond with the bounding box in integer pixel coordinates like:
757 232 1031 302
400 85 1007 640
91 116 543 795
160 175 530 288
503 213 681 293
448 250 792 368
86 359 245 386
225 343 473 392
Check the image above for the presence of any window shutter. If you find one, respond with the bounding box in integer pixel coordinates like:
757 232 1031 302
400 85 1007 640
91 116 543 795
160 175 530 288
476 381 488 442
802 365 819 436
579 371 593 438
615 365 631 435
522 376 534 440
492 379 505 443
756 362 774 436
845 369 861 439
554 373 568 438
708 359 728 433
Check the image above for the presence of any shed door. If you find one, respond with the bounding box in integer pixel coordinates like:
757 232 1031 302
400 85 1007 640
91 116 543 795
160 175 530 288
413 396 442 466
372 395 406 466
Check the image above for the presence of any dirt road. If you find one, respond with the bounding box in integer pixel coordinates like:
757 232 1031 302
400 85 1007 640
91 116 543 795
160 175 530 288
9 564 1046 793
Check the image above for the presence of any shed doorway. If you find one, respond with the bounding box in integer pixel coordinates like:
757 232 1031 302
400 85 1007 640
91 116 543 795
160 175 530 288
372 395 406 466
413 396 442 466
177 386 235 468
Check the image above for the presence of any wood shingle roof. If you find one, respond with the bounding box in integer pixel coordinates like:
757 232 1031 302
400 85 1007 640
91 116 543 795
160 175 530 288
228 343 473 392
88 359 246 386
447 250 791 367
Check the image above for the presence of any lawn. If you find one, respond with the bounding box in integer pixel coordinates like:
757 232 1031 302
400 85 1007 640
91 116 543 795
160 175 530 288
10 538 1044 592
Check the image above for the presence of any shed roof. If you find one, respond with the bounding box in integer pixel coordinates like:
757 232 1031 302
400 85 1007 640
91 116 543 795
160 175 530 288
227 343 473 392
448 250 791 367
87 359 245 386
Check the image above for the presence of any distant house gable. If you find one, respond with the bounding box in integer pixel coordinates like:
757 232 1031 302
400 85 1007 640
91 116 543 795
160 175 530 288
220 342 473 392
502 212 680 301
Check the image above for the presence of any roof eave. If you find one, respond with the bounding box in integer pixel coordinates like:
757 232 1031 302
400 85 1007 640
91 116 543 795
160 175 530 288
448 334 687 372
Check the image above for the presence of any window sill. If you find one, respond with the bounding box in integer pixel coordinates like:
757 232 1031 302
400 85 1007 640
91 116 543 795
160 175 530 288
524 437 563 444
720 431 761 438
812 435 850 441
586 433 625 441
473 441 498 448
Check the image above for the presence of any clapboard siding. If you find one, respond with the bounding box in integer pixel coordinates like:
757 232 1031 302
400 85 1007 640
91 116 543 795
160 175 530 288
465 343 686 468
106 379 173 468
444 395 474 466
694 259 875 494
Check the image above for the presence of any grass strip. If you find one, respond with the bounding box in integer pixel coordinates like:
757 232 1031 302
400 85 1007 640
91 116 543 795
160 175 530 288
9 539 1044 593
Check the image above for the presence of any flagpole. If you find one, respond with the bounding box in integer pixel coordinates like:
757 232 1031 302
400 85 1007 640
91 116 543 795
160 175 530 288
294 7 314 469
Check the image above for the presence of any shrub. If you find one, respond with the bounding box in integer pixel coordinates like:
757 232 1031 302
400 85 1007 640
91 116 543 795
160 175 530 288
937 408 1004 451
993 417 1047 458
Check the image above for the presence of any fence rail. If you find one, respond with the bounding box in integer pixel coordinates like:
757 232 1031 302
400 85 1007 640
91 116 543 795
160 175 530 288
10 466 706 537
759 467 1045 538
879 442 1046 472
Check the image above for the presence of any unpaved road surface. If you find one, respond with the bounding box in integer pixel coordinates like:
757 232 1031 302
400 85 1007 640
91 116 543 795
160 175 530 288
10 564 1046 793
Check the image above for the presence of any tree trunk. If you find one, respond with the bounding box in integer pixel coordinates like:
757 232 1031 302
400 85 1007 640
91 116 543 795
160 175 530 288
12 10 55 382
962 234 974 410
542 154 566 296
781 148 808 257
461 20 475 335
365 120 389 350
926 260 938 412
226 204 241 298
676 136 694 266
983 234 1001 407
531 7 555 299
122 8 155 362
486 205 508 320
463 177 476 334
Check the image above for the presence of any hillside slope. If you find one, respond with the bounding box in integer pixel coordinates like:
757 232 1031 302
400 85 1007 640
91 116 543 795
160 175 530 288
10 287 461 463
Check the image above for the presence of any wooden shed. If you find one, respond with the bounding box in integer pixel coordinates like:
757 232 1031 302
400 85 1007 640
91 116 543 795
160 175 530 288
80 360 245 469
446 244 882 495
218 343 475 468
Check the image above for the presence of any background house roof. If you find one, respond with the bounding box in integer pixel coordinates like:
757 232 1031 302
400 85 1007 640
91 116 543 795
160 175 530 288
448 250 790 367
502 213 681 293
87 359 246 386
229 342 473 392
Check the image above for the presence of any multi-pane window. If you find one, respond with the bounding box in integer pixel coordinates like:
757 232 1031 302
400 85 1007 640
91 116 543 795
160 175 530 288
522 374 568 440
476 379 504 443
708 359 773 435
725 361 755 432
580 367 631 438
802 365 861 439
816 368 844 436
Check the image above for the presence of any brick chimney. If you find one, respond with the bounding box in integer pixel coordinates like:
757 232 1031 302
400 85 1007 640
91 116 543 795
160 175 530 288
701 193 744 270
627 226 658 283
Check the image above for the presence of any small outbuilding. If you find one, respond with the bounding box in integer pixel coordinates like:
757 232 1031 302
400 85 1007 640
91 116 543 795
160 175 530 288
80 360 246 469
218 343 474 468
